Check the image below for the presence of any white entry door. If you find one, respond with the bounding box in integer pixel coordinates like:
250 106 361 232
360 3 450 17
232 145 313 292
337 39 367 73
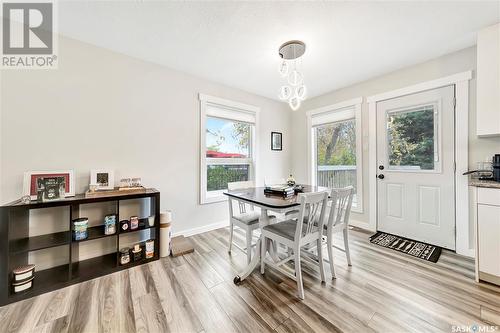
376 85 456 250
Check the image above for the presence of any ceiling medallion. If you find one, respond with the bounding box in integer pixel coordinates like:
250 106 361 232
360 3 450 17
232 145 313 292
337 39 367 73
278 40 306 111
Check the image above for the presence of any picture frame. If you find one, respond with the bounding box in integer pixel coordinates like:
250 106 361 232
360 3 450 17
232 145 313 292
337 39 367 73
23 170 75 200
90 169 115 190
271 132 282 151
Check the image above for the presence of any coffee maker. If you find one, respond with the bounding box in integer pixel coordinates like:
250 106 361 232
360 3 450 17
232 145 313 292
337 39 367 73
493 154 500 182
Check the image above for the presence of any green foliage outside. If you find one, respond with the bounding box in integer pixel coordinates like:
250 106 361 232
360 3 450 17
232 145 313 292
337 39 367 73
231 122 250 153
316 120 356 166
388 108 434 170
207 165 249 191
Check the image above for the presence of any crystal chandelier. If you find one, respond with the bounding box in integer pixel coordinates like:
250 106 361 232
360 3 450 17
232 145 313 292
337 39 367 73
278 40 306 111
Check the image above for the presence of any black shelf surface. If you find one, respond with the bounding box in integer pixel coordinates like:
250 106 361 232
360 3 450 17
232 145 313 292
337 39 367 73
9 231 71 254
71 253 117 281
73 225 117 243
119 219 155 234
8 264 69 301
3 188 159 209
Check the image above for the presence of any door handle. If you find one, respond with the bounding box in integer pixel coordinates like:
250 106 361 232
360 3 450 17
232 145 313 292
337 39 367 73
378 174 385 179
379 165 384 170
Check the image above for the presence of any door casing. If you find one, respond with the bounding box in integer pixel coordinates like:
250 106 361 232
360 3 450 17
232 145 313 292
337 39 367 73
367 71 473 257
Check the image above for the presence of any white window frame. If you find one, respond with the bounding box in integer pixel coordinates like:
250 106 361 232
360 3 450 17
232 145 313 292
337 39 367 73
306 97 363 213
199 93 259 204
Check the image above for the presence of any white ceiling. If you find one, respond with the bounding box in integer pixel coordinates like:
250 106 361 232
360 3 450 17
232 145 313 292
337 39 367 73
57 1 500 101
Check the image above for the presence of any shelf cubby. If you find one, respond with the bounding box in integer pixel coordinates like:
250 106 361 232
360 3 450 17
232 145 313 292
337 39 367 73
73 225 117 243
9 231 71 254
71 253 117 281
8 264 70 303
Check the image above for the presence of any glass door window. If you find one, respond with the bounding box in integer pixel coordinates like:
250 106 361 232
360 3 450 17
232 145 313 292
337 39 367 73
386 104 439 172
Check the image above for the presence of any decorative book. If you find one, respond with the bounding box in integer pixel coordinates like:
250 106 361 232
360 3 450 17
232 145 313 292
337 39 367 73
264 185 295 197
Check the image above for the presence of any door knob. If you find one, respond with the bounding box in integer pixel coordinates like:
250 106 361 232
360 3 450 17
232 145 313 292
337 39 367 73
378 174 385 179
379 165 384 170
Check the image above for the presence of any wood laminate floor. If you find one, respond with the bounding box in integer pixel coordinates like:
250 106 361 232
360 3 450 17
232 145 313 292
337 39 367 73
1 227 500 333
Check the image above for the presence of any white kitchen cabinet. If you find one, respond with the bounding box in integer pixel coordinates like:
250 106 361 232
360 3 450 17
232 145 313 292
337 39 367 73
477 23 500 137
476 187 500 285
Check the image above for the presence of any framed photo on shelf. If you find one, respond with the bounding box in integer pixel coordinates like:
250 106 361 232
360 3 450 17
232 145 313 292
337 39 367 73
37 176 66 202
23 170 75 200
90 169 114 190
271 132 282 151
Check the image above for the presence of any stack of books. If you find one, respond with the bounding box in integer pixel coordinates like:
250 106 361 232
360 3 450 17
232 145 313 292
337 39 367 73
264 185 295 198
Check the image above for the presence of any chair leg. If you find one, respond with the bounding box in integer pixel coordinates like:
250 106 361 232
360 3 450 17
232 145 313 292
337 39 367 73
246 229 253 264
317 239 326 283
228 221 234 254
327 233 336 279
294 247 304 299
343 228 352 266
260 236 266 274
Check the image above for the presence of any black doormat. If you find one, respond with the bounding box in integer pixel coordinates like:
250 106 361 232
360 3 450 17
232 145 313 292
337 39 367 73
369 232 442 263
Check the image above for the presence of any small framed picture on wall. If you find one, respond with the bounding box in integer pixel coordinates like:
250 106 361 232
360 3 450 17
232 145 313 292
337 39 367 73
271 132 282 151
90 169 115 190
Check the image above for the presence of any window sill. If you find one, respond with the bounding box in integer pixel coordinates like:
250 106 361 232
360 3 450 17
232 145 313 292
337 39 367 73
200 193 228 205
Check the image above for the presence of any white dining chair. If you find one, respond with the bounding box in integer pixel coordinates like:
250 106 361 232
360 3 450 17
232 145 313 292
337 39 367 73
227 181 275 263
324 186 354 279
260 191 329 299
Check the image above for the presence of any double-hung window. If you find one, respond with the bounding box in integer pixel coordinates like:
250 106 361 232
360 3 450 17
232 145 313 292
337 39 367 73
200 94 259 204
307 98 363 212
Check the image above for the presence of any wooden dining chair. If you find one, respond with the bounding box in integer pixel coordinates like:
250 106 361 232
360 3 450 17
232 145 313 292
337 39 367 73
227 181 275 263
260 191 329 299
324 186 354 279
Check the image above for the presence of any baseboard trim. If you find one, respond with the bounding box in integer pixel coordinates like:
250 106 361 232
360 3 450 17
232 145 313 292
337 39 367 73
479 271 500 286
172 220 229 238
174 218 373 238
457 247 475 259
349 219 375 232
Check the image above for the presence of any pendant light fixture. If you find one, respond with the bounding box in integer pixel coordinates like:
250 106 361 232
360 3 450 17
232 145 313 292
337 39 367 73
278 40 306 111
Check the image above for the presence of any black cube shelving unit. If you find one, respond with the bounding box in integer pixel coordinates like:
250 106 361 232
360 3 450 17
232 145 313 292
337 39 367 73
0 189 160 306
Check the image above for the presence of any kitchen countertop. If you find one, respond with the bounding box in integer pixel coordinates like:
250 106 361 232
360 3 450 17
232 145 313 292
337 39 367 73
469 179 500 189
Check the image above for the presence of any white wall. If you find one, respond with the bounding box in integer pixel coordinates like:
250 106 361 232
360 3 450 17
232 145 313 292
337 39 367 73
292 46 500 227
0 36 292 237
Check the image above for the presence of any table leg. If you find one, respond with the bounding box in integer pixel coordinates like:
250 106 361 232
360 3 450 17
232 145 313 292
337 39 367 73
233 238 261 284
234 207 277 284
